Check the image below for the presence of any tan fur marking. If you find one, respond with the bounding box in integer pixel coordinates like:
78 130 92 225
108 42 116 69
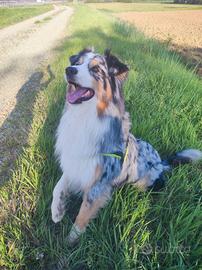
97 100 108 115
84 165 102 193
96 80 108 115
134 176 150 191
74 194 109 230
106 79 112 100
96 79 112 115
116 71 128 82
89 58 99 68
95 165 102 180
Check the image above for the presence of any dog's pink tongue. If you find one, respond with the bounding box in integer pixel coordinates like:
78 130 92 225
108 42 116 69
67 88 87 104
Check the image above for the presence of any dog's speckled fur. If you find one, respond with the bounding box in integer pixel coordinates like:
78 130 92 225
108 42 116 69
51 48 202 245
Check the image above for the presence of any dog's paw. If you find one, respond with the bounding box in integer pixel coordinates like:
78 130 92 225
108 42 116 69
67 224 85 246
51 200 65 223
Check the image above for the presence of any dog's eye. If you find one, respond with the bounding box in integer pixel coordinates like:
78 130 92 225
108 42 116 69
74 57 83 66
90 65 99 73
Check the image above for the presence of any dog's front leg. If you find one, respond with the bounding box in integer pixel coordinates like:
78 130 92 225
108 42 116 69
51 174 69 223
67 188 111 245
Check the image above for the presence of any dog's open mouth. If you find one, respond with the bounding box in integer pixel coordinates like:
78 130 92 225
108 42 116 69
67 82 95 104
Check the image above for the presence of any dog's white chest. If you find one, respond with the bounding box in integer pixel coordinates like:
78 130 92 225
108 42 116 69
55 98 108 192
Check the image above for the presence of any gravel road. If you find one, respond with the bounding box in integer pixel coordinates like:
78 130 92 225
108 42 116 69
0 5 73 125
0 5 73 183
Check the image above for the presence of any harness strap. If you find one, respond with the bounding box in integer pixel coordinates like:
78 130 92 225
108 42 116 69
101 139 129 164
123 145 129 163
101 152 122 159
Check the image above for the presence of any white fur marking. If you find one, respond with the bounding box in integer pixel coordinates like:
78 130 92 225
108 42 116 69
177 149 202 161
67 224 85 245
51 174 68 223
72 52 96 89
55 97 109 193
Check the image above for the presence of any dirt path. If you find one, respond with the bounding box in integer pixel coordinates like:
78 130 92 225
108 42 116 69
0 5 73 125
0 5 73 183
117 10 202 75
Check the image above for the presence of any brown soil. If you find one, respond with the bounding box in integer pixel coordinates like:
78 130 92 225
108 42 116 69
116 10 202 75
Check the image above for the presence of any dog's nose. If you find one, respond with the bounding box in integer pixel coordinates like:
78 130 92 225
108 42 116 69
65 66 78 76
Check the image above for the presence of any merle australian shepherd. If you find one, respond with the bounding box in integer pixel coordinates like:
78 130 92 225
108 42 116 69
51 48 202 245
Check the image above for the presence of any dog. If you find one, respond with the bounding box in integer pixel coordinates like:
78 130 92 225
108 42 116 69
51 48 202 245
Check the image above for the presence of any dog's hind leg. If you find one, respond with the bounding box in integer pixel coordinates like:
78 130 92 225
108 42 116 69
133 171 166 191
51 174 69 223
67 189 111 246
128 138 169 191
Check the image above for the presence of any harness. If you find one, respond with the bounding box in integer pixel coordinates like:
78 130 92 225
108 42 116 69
101 140 129 164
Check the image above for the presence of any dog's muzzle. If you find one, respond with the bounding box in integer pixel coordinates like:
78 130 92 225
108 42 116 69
65 66 94 104
66 66 78 76
65 66 78 81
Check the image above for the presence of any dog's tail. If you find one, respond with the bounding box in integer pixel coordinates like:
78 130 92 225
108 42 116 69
167 149 202 166
151 149 202 191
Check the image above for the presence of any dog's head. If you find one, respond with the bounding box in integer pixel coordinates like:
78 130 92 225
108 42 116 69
65 48 129 114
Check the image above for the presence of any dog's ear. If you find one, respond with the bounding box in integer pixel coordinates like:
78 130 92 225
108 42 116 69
104 49 129 81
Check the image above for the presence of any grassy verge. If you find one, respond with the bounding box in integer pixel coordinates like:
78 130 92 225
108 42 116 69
0 4 53 29
0 4 202 270
34 16 53 25
88 2 202 13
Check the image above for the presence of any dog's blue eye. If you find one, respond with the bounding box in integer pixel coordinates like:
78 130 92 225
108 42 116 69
74 56 84 66
91 66 99 73
74 62 80 66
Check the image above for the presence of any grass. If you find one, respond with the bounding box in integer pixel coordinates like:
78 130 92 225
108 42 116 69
0 4 53 29
88 2 202 12
34 20 42 24
43 16 52 21
0 4 202 270
34 16 52 25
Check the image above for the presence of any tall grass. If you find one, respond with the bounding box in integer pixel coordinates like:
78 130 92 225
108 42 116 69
0 5 201 269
